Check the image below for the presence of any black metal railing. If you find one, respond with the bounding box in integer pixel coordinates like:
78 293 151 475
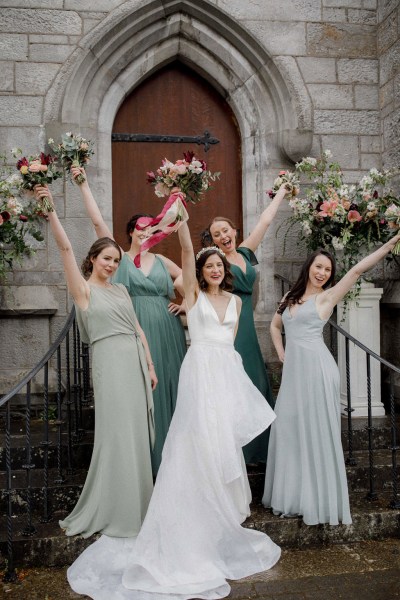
0 307 92 582
275 274 400 509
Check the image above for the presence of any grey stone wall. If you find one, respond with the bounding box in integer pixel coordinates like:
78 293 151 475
0 0 399 387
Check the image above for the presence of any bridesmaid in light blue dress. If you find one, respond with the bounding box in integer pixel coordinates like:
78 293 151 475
263 237 400 525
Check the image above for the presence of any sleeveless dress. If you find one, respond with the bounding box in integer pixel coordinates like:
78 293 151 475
231 247 274 464
66 291 280 600
262 296 352 526
113 253 187 474
59 284 155 538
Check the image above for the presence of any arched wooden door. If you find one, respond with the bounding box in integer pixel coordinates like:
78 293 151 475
111 62 242 265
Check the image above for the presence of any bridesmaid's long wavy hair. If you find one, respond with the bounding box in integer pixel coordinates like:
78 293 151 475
277 249 336 315
81 237 122 279
196 248 233 292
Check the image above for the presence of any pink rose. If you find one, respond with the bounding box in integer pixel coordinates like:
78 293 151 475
348 210 362 223
279 170 286 176
80 142 89 150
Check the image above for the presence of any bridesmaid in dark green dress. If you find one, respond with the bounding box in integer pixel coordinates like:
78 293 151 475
71 167 187 474
204 184 289 464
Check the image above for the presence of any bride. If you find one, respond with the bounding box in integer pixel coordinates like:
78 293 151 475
67 220 280 600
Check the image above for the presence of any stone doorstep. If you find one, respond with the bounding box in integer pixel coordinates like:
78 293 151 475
0 492 399 568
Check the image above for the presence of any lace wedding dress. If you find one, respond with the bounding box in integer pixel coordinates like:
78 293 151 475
67 291 280 599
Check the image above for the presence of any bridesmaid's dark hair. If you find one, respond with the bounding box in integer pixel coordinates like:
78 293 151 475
195 248 233 292
200 216 239 247
81 237 122 279
126 213 154 243
277 250 336 315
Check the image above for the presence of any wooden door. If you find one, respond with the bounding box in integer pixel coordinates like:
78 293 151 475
112 62 242 265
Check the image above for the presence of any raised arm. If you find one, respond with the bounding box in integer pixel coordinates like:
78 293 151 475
319 233 400 315
241 184 289 252
177 221 197 309
35 185 89 309
71 166 114 241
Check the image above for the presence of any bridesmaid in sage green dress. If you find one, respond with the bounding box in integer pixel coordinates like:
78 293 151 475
35 184 157 539
71 167 187 474
204 183 289 464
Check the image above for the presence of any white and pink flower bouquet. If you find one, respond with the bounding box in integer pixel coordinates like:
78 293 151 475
146 150 220 204
0 152 44 279
267 169 300 199
282 150 400 275
48 132 94 184
14 149 62 214
384 203 400 254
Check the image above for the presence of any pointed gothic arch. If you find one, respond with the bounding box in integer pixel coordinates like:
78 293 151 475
44 0 313 326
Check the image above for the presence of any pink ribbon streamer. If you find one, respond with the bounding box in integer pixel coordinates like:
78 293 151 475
134 191 189 267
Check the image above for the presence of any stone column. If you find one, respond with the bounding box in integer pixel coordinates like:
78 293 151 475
337 281 385 417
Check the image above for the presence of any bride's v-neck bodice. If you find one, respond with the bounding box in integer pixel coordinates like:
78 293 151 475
188 291 237 347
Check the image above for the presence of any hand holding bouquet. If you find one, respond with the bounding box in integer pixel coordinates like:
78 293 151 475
48 132 94 184
384 204 400 254
147 150 220 204
14 150 61 214
267 170 300 199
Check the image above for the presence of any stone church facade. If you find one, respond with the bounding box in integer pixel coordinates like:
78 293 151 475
0 0 399 391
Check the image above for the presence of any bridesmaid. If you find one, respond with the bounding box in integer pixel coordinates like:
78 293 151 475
71 167 187 474
34 184 157 538
263 235 400 525
203 183 289 464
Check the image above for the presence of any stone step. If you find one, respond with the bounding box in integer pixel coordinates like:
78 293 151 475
248 448 399 500
0 468 87 515
1 491 398 568
340 415 398 452
3 446 398 517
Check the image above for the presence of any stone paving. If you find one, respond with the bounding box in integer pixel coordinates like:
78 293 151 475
1 539 399 600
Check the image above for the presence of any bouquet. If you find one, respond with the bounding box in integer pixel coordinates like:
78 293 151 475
14 149 62 214
0 153 44 279
146 150 220 204
282 150 400 276
384 204 400 254
267 170 300 198
48 132 94 184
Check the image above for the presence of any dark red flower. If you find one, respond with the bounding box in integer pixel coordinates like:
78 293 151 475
199 159 207 171
16 156 29 170
266 189 275 199
19 215 28 222
183 150 195 163
40 152 54 165
373 190 379 199
146 171 156 183
1 210 11 222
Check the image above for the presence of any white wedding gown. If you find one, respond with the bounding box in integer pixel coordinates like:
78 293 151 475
67 291 280 599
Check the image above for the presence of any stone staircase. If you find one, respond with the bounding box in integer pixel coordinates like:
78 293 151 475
1 410 399 568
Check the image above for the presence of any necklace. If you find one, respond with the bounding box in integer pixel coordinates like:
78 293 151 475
206 290 222 297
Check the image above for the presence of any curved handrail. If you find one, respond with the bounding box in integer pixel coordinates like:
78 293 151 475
0 306 76 408
275 273 400 373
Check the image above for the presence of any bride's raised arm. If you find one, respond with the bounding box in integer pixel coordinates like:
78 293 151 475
177 221 197 309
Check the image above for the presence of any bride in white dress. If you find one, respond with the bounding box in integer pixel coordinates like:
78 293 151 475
67 221 280 600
